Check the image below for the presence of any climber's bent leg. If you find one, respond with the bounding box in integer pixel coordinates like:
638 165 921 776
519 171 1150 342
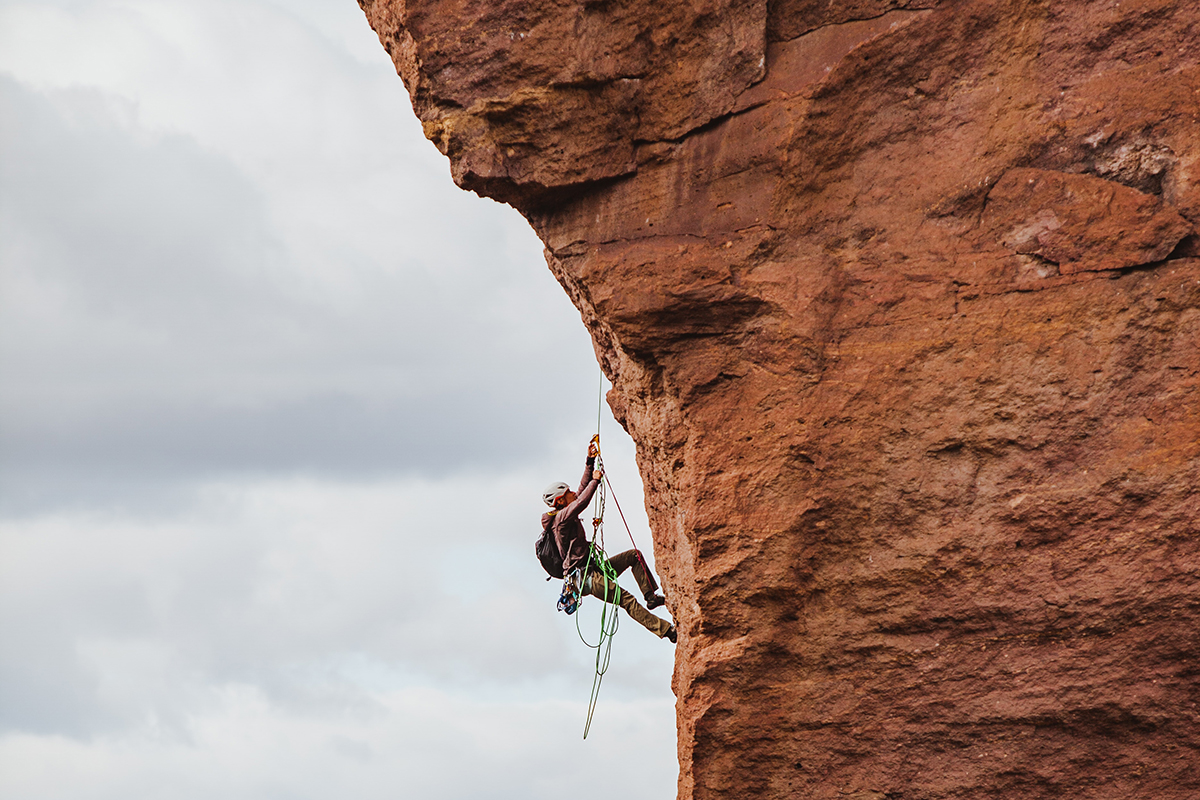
617 586 673 638
582 569 672 638
607 549 656 597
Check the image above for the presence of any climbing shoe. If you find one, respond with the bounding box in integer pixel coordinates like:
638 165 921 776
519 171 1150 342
645 592 666 610
664 625 677 643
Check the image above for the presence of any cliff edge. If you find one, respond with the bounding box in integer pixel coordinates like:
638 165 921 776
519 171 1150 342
359 1 1200 797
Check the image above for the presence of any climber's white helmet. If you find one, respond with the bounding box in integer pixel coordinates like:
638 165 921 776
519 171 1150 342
543 481 571 507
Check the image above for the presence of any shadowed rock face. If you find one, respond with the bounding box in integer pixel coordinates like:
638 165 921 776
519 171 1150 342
359 1 1200 797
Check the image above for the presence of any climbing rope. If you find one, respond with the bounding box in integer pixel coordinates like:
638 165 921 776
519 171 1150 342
602 472 658 595
571 369 656 738
569 369 621 738
596 366 605 443
574 431 619 738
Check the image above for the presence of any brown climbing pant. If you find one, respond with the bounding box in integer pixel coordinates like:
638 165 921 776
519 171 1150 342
580 549 673 638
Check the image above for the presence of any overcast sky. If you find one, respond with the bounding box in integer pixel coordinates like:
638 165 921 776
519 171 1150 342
0 1 677 797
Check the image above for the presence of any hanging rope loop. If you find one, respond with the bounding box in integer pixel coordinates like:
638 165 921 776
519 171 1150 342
576 464 620 738
574 369 657 738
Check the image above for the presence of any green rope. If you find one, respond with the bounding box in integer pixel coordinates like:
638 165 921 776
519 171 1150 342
572 438 623 739
576 541 620 738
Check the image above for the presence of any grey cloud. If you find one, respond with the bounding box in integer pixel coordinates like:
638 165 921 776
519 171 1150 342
0 478 642 739
0 74 598 513
0 385 588 514
0 2 675 793
1 83 280 317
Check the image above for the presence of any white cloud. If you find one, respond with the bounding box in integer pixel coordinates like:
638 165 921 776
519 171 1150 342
0 0 678 794
0 475 676 798
0 688 677 800
0 5 599 499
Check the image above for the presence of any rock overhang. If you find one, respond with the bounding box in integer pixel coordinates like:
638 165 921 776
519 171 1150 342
359 1 1200 797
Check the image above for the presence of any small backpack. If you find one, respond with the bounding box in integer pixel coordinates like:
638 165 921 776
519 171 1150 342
535 520 565 579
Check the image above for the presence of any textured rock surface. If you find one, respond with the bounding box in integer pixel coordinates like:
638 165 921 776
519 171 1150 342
360 1 1200 797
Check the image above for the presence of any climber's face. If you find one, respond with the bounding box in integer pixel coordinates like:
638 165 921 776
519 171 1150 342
556 490 577 508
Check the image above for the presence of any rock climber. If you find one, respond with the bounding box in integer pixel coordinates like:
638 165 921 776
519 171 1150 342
541 439 677 643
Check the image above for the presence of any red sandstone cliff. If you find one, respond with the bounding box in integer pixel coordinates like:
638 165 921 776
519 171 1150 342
359 1 1200 797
